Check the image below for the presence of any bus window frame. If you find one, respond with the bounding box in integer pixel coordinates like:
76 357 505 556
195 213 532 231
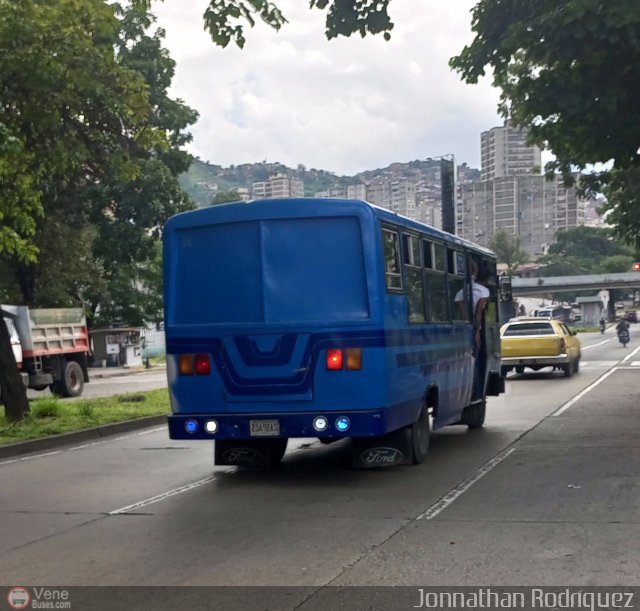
402 232 426 324
382 226 403 292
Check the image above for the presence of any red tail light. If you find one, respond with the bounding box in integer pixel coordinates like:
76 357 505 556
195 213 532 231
195 354 211 375
326 349 343 370
179 354 211 375
559 338 566 353
326 348 362 371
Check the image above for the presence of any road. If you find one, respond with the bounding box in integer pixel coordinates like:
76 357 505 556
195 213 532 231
2 329 640 607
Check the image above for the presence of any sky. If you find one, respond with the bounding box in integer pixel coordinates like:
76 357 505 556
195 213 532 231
152 0 503 176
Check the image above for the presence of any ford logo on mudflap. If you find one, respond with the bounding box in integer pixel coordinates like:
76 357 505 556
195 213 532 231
360 447 403 466
222 447 263 467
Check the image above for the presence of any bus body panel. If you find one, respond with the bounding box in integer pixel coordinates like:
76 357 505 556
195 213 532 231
164 198 502 442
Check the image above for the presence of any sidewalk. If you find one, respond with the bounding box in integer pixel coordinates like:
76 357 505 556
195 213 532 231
88 363 166 379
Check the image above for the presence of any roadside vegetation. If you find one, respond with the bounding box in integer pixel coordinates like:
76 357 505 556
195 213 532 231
0 389 169 446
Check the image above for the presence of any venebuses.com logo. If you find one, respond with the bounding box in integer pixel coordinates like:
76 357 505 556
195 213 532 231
6 586 71 609
7 587 30 610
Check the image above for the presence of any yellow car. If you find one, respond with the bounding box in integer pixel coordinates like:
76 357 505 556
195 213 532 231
500 317 581 377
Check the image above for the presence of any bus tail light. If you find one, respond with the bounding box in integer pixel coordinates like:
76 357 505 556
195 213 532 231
326 348 362 370
195 354 211 375
326 349 343 370
179 354 194 375
345 348 362 370
179 354 211 375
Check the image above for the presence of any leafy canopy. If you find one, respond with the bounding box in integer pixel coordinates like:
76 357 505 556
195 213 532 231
449 0 640 248
488 229 528 275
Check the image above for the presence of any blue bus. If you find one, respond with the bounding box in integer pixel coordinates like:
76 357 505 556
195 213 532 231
163 198 504 468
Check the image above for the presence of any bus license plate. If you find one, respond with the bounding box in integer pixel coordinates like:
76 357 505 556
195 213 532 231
249 419 280 437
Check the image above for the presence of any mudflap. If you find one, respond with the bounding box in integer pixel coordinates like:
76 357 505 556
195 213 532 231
351 427 413 469
214 438 287 468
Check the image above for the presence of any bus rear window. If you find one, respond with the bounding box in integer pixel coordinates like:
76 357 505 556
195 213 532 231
170 217 370 325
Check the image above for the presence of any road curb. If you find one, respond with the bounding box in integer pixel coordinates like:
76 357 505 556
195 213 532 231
0 415 167 460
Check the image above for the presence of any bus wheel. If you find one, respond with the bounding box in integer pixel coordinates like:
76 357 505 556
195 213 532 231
410 405 430 464
462 400 486 429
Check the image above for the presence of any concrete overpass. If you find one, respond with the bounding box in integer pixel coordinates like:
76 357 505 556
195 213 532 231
511 272 640 296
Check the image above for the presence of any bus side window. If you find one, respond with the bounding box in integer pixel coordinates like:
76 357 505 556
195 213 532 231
382 228 402 291
448 248 466 321
403 234 426 323
423 240 448 322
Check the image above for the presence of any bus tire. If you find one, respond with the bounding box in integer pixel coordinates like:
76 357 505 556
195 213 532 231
410 405 430 464
51 361 84 397
462 400 486 429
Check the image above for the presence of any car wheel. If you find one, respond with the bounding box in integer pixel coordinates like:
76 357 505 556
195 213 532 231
563 362 573 378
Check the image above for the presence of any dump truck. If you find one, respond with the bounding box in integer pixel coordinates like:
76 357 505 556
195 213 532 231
1 306 90 397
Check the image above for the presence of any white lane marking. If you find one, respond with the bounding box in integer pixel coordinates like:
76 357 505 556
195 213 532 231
622 345 640 363
552 367 618 417
108 474 225 515
0 450 62 467
0 427 166 467
417 448 515 521
69 426 165 451
582 339 611 350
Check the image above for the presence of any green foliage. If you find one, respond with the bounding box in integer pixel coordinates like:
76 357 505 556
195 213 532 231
0 389 169 445
0 0 197 329
488 229 528 274
211 189 242 205
450 0 640 248
601 166 640 250
199 0 392 48
31 398 62 419
548 226 632 260
539 227 635 302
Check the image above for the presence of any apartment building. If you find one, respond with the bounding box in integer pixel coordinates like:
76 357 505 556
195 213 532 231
457 174 585 259
480 121 542 181
252 173 304 199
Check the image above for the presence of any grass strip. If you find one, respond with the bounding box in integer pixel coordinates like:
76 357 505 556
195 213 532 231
0 389 170 446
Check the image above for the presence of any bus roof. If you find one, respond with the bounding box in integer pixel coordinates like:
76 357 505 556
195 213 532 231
165 197 496 259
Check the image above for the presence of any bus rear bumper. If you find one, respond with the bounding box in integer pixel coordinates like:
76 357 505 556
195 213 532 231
168 408 410 441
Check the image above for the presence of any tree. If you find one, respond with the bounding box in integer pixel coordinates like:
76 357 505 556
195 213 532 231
0 1 197 323
0 0 196 419
211 189 241 205
548 226 632 260
488 229 528 275
449 0 640 248
539 227 635 302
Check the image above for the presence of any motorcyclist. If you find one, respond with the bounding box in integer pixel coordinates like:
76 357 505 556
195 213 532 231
616 318 630 340
616 319 630 332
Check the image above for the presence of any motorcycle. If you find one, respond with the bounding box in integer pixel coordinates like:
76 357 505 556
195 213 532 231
617 328 630 347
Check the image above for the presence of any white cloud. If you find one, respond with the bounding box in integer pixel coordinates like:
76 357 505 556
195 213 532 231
153 0 502 175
